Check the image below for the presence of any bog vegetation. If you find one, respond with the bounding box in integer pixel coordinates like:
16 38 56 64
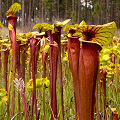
0 2 120 120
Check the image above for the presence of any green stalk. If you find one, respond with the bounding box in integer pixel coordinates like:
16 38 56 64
7 71 12 120
43 87 45 120
117 58 120 92
99 73 102 118
102 68 107 120
95 79 101 120
42 51 47 120
0 51 1 78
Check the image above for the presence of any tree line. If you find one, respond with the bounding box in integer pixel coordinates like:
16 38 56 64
0 0 120 31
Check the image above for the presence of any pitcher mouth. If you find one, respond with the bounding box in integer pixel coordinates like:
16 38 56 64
79 38 102 50
76 22 117 47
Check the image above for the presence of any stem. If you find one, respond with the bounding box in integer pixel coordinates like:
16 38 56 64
0 51 1 78
35 40 41 75
18 93 21 118
78 42 101 120
8 16 17 116
43 88 45 120
30 38 38 120
95 79 101 120
21 50 26 82
114 114 118 120
20 44 28 86
55 26 64 120
42 51 47 120
29 56 32 79
111 112 118 120
10 112 24 120
50 42 58 120
21 48 26 89
7 71 12 120
3 47 9 91
99 73 102 118
67 37 81 119
102 68 107 120
117 58 120 92
16 41 29 120
16 41 21 118
47 31 58 120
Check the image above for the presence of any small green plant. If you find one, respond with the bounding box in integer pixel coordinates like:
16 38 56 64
27 78 50 91
0 21 4 28
0 89 7 106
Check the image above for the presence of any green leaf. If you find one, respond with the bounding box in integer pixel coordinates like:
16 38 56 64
32 23 41 31
0 38 9 44
63 20 85 37
16 34 28 43
62 19 71 25
63 24 78 33
111 45 119 56
26 79 33 91
72 32 82 37
6 2 21 17
0 89 7 97
79 20 86 26
102 54 110 62
35 32 45 37
54 19 71 27
43 78 50 88
0 21 4 28
26 78 50 91
61 39 68 44
44 44 50 53
101 48 111 55
62 56 68 62
2 96 8 102
63 24 71 33
8 23 13 31
0 89 7 106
